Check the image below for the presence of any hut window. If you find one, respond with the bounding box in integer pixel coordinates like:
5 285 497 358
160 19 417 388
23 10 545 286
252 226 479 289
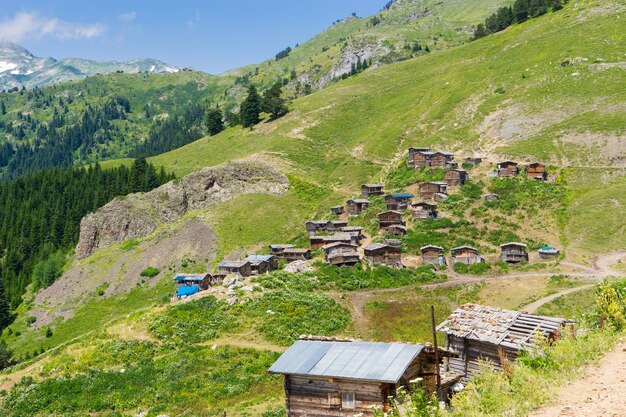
328 392 341 409
341 392 356 409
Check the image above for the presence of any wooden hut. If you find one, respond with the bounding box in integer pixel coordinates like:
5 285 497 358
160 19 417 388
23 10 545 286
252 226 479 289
282 248 312 262
340 226 365 241
218 260 252 277
378 210 405 228
384 239 402 248
385 224 408 236
311 234 355 249
526 162 547 181
322 242 360 266
411 201 438 220
450 246 482 265
419 182 448 200
437 304 573 381
269 244 294 256
500 242 529 263
538 246 559 259
361 184 384 198
408 148 433 168
173 273 219 298
443 169 469 187
244 254 279 275
305 220 348 234
385 193 413 211
465 157 482 165
269 339 451 416
430 152 456 169
420 245 446 266
347 199 370 215
497 161 519 178
364 244 402 268
331 205 345 215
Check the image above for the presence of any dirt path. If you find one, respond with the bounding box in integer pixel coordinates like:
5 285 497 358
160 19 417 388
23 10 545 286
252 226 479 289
528 340 626 417
521 285 593 314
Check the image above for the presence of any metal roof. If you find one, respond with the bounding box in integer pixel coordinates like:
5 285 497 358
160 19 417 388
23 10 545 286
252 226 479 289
363 183 383 188
348 199 370 204
219 260 249 268
500 242 527 248
451 245 478 252
364 243 389 251
282 248 310 253
437 304 572 349
322 242 358 251
269 244 294 250
268 340 424 383
420 245 444 251
173 274 208 282
389 193 413 198
538 246 559 253
244 254 275 264
378 210 403 215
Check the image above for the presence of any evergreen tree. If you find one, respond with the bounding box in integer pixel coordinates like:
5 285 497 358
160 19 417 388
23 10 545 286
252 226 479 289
473 24 489 39
0 279 12 330
513 0 530 22
240 85 261 128
206 107 224 136
1 100 5 115
529 0 548 16
262 83 289 120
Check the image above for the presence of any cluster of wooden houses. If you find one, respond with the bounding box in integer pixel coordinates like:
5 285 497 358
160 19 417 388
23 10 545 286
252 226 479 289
495 160 548 181
269 303 573 416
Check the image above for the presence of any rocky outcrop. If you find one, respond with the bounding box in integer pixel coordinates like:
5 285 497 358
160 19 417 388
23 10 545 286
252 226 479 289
75 160 289 259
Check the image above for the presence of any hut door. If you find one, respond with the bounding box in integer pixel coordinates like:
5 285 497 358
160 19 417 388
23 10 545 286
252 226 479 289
328 392 341 409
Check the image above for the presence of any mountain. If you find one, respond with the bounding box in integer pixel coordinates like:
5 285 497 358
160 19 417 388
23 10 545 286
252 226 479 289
0 42 179 89
0 1 625 416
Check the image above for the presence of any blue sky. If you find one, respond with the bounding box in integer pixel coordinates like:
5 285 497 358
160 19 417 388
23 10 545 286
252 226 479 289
0 0 384 74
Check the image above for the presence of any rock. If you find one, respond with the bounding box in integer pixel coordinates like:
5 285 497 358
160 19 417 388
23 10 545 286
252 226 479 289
571 72 581 76
241 286 254 292
75 160 289 259
284 260 313 273
228 297 239 305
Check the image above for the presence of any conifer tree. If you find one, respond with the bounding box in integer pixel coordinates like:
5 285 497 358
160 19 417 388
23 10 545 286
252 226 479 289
262 83 289 120
206 107 224 136
240 85 261 128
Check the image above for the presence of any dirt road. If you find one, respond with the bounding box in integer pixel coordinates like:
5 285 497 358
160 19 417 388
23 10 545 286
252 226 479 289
528 341 626 417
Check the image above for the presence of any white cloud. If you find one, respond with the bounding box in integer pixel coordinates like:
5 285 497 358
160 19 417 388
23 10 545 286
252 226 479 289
119 11 136 22
0 11 107 42
187 9 201 29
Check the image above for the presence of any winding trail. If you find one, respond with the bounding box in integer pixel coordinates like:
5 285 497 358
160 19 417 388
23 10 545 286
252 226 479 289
521 285 594 314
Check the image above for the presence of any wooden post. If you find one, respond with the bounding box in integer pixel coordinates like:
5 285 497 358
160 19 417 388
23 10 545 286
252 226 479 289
430 305 442 401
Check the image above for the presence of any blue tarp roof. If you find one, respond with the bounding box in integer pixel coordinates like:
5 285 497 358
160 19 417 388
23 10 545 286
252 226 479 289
390 193 413 198
176 285 200 297
269 340 424 383
173 274 207 282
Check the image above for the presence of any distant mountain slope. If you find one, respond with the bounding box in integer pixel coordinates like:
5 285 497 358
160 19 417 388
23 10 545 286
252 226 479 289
0 42 179 89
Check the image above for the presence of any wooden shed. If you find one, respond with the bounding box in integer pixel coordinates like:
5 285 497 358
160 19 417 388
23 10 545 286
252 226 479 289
331 205 345 215
411 201 438 220
420 245 446 266
500 242 528 263
437 304 573 381
408 148 432 168
306 220 348 234
450 246 482 265
322 242 360 266
347 199 370 215
218 260 252 277
282 248 312 262
269 244 294 256
526 162 547 181
340 226 365 241
364 243 402 268
311 234 356 249
269 339 449 416
385 193 413 211
419 182 448 200
173 273 219 298
361 184 384 198
443 169 469 187
384 224 408 236
497 161 519 178
538 245 559 259
430 152 456 169
244 254 279 275
378 210 405 228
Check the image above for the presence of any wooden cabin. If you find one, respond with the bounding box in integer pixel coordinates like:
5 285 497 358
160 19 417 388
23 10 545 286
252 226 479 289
311 234 355 249
411 201 438 220
323 242 360 266
361 184 384 198
244 255 279 275
340 226 365 241
483 193 500 202
305 220 348 234
347 199 370 215
269 244 294 256
526 162 547 181
465 157 482 165
269 339 450 416
419 182 448 200
384 239 402 248
408 148 432 168
437 304 573 381
173 273 220 298
385 193 413 211
450 246 482 265
497 161 519 178
430 152 456 169
364 244 402 268
443 169 469 187
378 210 405 228
218 260 252 277
384 224 408 236
420 245 446 266
282 248 312 262
500 242 528 263
331 205 345 215
538 246 559 259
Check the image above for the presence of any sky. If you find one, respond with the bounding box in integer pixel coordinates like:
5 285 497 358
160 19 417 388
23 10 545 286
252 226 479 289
0 0 385 74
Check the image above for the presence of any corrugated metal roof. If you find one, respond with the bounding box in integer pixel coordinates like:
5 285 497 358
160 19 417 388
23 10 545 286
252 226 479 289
348 199 370 204
500 242 527 248
219 260 249 268
364 243 389 251
245 254 275 264
269 340 424 383
420 245 444 251
363 183 383 188
173 274 207 282
437 304 572 349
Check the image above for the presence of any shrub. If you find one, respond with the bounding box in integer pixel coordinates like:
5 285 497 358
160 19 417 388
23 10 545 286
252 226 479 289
140 267 160 278
25 316 37 325
120 239 140 251
595 279 626 330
